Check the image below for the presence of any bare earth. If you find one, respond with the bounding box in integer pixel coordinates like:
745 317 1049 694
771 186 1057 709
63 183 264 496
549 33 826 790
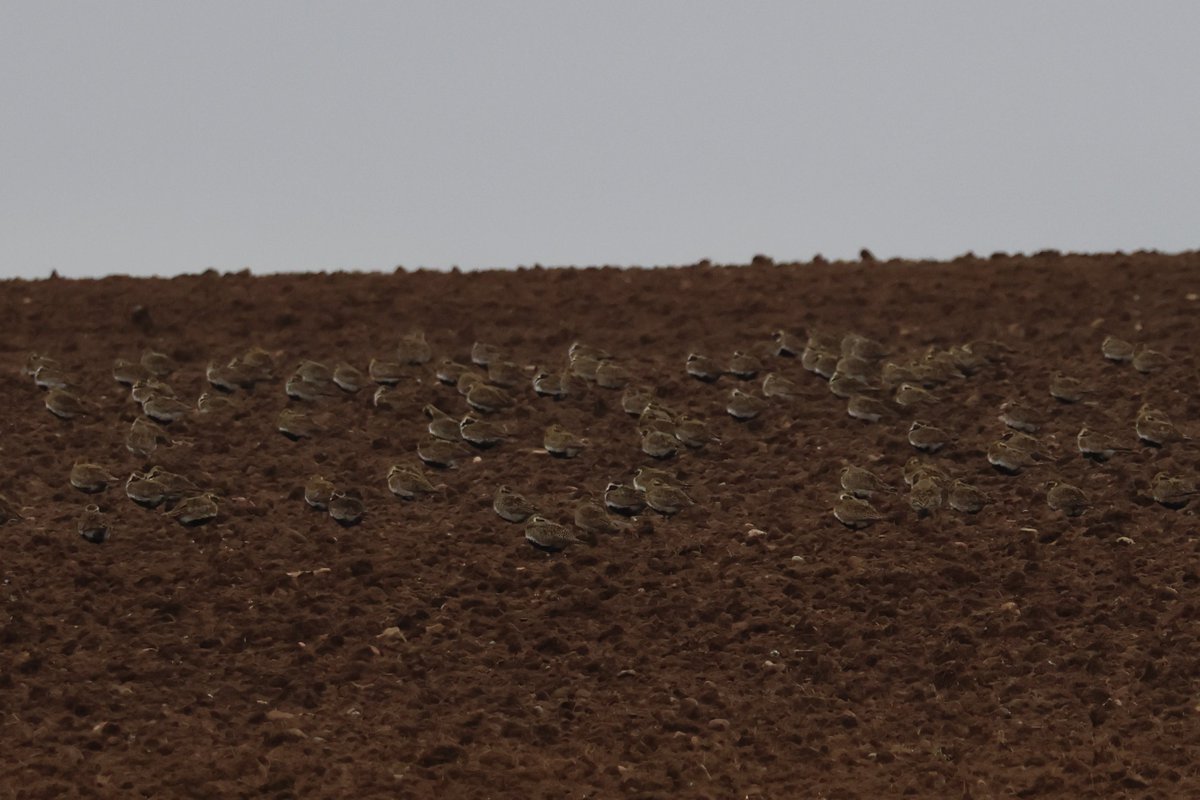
2 252 1199 798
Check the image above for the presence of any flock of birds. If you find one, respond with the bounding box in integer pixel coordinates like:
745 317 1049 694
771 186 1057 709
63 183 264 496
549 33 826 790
823 332 1194 528
7 327 1196 550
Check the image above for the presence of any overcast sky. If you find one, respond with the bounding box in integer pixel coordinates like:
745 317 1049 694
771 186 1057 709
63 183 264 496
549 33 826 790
2 3 1197 278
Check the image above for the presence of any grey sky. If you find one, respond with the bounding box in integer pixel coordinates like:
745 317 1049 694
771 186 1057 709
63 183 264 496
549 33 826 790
2 2 1197 278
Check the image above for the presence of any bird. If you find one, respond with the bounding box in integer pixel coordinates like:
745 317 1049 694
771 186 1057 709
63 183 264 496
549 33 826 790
840 466 895 499
524 515 582 553
1045 481 1088 517
882 362 921 386
293 360 333 383
167 493 220 526
125 472 167 508
894 383 937 408
131 377 176 404
470 341 504 367
304 475 336 510
33 364 76 391
1132 347 1170 374
397 330 433 365
841 333 889 360
806 351 840 380
639 402 677 432
45 388 89 420
78 504 109 544
947 344 989 376
564 347 598 374
71 462 120 493
962 339 1014 363
621 386 654 416
487 360 526 389
423 404 463 442
829 371 877 399
532 369 569 399
239 346 277 380
908 421 950 452
435 359 474 386
278 409 320 440
640 427 678 459
229 354 270 386
386 464 438 499
465 380 514 414
643 480 695 516
595 362 630 390
834 355 876 382
569 342 612 362
567 353 601 381
833 493 884 529
947 480 988 514
806 331 844 354
1150 473 1198 509
206 360 249 393
604 482 646 516
762 373 801 400
133 379 179 403
368 358 405 386
726 389 766 421
285 366 335 397
773 330 804 357
987 440 1036 474
727 351 763 380
544 424 587 458
998 400 1044 434
112 358 149 386
143 466 200 503
142 393 192 424
632 467 687 493
332 362 367 393
571 345 606 378
1077 426 1133 461
140 349 177 378
285 373 339 402
1101 336 1135 362
460 415 507 448
126 417 167 457
493 486 537 523
686 353 723 383
373 385 403 410
674 416 717 449
846 395 892 423
574 499 628 534
1135 405 1183 447
23 353 59 378
328 491 366 526
196 391 235 414
1048 372 1095 404
909 476 943 518
903 457 949 487
915 354 964 385
417 438 469 469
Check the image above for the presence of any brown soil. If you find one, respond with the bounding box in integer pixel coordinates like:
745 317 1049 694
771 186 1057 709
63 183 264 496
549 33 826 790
2 252 1199 799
